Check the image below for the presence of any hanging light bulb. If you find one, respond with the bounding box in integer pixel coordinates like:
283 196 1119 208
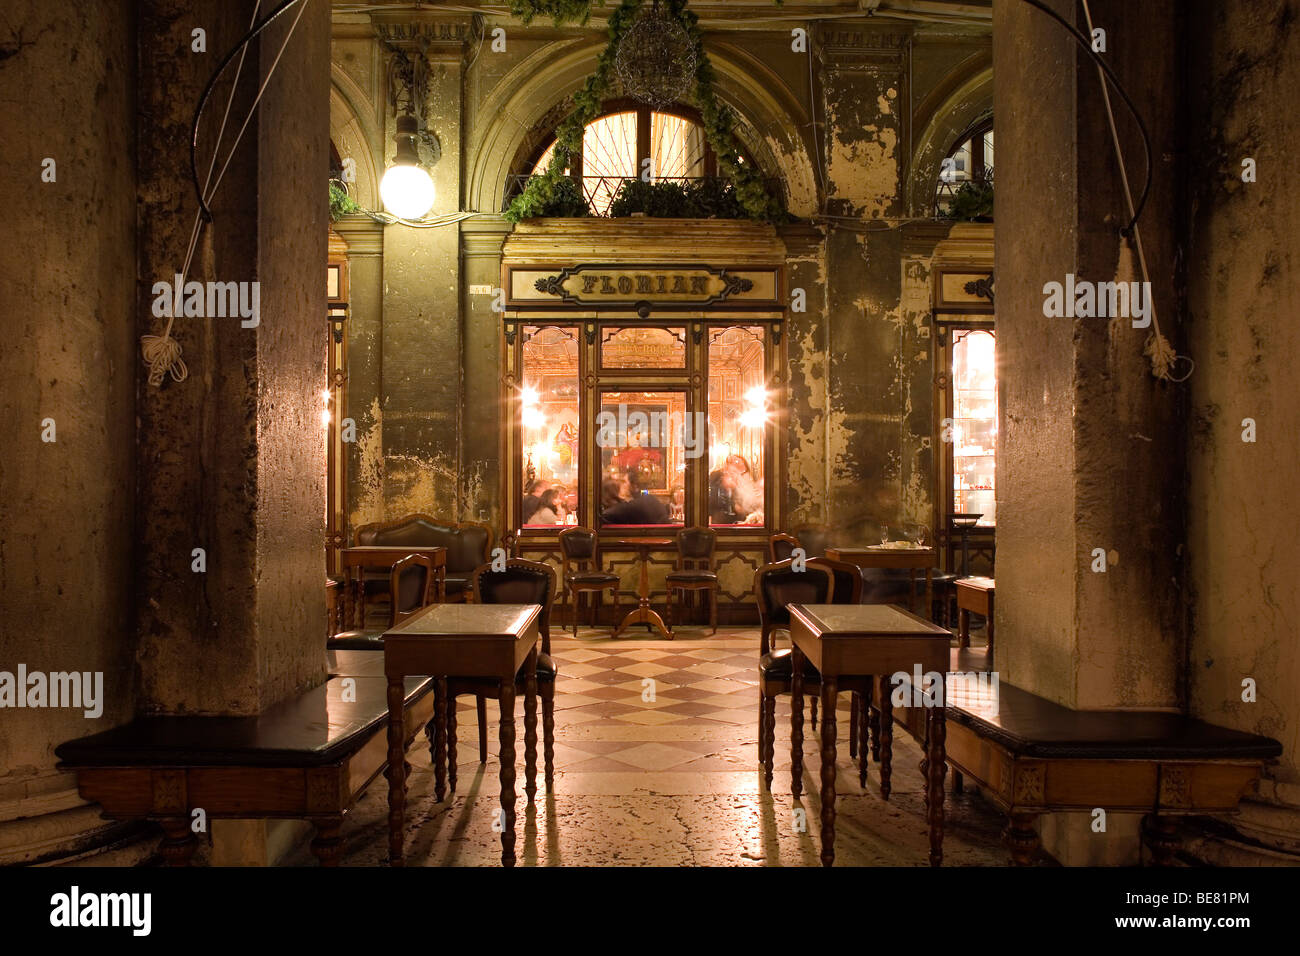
380 113 434 220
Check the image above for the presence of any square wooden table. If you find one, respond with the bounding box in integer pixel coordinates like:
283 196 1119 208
340 546 448 628
955 576 995 665
383 603 541 867
788 603 952 867
825 546 936 615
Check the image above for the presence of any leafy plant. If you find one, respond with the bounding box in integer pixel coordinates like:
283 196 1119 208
945 180 994 221
329 180 360 221
510 0 604 25
505 0 785 224
516 174 594 217
607 176 745 218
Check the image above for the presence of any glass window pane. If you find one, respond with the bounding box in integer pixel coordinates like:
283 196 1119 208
952 329 997 527
520 326 580 528
707 326 766 527
600 326 686 369
598 390 690 528
651 111 707 178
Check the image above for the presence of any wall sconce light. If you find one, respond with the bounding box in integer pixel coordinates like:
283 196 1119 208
381 112 435 220
380 38 440 221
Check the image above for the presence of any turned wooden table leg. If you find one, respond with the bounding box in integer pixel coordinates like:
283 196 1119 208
870 676 881 764
310 815 345 866
447 693 458 795
820 677 838 867
542 680 556 787
433 678 448 802
158 818 198 866
879 680 893 801
1003 812 1041 865
858 681 870 788
926 706 946 866
1143 814 1181 867
387 675 407 866
524 648 538 806
762 695 776 792
499 680 517 867
790 646 805 799
849 692 859 759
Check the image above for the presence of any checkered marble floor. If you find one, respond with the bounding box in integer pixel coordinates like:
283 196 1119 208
302 625 1014 867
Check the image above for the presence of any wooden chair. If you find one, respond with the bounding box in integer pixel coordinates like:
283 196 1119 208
768 532 800 563
328 553 436 648
352 514 494 615
754 560 832 791
665 526 719 634
558 526 620 635
792 523 833 559
432 559 559 796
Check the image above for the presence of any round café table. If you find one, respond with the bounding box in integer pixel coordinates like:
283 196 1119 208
610 537 675 640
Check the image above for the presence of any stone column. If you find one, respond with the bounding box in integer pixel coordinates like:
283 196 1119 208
135 0 331 716
372 12 472 518
0 0 139 865
994 0 1184 863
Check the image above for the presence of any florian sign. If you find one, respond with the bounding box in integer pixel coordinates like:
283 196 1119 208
531 265 754 307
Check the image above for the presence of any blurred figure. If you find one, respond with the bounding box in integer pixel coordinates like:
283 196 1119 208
603 468 669 525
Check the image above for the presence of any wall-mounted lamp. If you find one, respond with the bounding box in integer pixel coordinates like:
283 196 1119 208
381 38 440 221
381 113 435 220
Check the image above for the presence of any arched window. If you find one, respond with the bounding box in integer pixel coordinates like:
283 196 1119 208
512 99 759 215
935 117 993 216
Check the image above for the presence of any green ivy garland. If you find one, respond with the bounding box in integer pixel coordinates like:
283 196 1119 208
504 0 786 223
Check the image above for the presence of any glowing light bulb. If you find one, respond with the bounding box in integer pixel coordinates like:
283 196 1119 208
520 385 540 407
740 408 766 429
380 164 435 220
744 384 767 407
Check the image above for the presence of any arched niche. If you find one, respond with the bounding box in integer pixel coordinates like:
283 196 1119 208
465 38 819 218
907 53 993 217
330 64 382 211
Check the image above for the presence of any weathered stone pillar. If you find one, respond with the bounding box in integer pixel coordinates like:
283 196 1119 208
373 12 472 517
816 22 933 533
135 0 331 717
994 0 1184 862
0 0 139 865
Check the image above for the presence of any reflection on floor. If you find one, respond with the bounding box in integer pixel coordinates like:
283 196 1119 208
297 626 1015 866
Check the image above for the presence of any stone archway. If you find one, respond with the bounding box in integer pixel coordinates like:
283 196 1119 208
907 53 993 217
464 38 820 218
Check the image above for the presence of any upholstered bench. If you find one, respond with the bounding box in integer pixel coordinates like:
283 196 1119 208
56 673 434 866
891 658 1281 865
353 514 493 610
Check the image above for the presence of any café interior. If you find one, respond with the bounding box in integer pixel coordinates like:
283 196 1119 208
2 0 1297 870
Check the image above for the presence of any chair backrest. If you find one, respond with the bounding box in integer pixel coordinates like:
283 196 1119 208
807 557 863 604
752 560 833 655
677 526 716 571
471 558 556 654
390 553 435 625
354 514 494 574
558 526 601 574
768 532 800 563
792 524 832 559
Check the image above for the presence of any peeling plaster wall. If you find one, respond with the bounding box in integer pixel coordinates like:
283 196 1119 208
1184 0 1300 827
0 0 138 862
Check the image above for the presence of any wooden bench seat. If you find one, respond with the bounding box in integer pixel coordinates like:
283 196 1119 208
893 653 1282 865
56 673 434 866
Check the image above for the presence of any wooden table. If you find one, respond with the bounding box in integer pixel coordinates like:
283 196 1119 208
340 545 447 627
383 603 541 867
825 545 936 616
788 603 952 867
955 576 995 665
610 537 675 640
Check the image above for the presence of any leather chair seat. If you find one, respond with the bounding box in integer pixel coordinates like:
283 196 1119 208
327 629 385 650
759 647 822 682
665 570 718 584
567 571 619 586
444 576 470 597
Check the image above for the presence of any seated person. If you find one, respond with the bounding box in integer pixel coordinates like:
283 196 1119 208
521 478 553 524
602 469 670 525
708 468 750 525
530 488 564 525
